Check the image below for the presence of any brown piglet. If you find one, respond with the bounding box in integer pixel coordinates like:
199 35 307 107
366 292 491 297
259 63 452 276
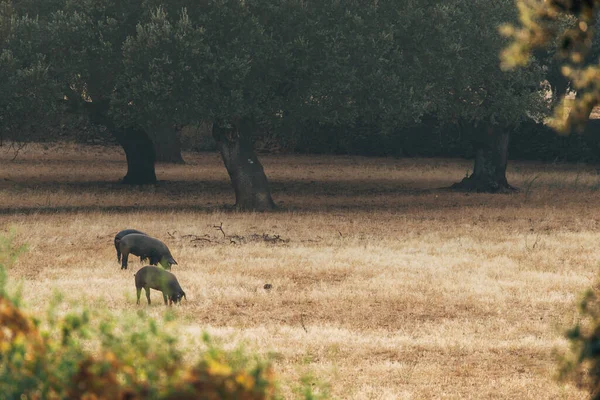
135 266 186 306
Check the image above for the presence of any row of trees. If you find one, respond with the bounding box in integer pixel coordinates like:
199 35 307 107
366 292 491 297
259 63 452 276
0 0 578 209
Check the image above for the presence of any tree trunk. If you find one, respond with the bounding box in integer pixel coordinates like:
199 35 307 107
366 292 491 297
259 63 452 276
213 120 275 211
547 61 570 102
113 127 157 185
149 126 185 164
451 127 514 193
85 100 157 185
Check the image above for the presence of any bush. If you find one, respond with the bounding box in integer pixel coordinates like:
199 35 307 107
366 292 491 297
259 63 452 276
558 279 600 398
0 294 278 400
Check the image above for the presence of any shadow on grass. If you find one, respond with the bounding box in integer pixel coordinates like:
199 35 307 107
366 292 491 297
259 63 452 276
1 177 439 195
0 176 458 215
0 204 226 215
2 167 553 217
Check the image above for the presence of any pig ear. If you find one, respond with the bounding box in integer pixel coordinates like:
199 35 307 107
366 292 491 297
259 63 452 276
170 258 178 265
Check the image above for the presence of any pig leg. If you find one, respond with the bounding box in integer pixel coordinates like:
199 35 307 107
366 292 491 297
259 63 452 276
116 241 121 262
145 287 151 305
121 251 129 270
136 287 142 305
162 293 168 305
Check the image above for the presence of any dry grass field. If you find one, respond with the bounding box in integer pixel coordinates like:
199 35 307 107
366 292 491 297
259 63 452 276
2 143 600 399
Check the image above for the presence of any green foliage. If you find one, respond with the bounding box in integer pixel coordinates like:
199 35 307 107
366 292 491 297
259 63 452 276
112 7 209 128
557 279 600 398
2 0 151 142
3 0 551 152
0 233 325 400
113 1 280 131
0 296 281 399
0 229 26 301
0 2 60 141
430 0 547 126
0 228 27 269
113 0 548 145
502 0 600 132
293 373 331 400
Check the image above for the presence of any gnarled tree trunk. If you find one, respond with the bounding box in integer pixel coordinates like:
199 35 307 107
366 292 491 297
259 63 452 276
113 127 157 185
85 100 157 185
213 120 275 211
149 126 185 164
451 127 514 193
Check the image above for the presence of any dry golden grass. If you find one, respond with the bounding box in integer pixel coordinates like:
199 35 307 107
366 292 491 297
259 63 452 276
2 142 600 398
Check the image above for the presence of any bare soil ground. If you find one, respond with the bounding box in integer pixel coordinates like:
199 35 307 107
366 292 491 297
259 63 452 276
1 143 599 399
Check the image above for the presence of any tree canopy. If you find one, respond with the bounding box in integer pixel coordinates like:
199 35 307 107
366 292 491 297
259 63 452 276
1 0 551 142
112 0 549 138
0 3 59 143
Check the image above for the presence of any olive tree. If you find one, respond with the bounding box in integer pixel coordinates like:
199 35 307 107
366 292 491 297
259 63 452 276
116 0 446 208
6 0 188 184
267 0 549 193
115 0 551 201
422 0 549 192
0 2 59 146
3 0 553 203
263 0 432 138
113 3 279 210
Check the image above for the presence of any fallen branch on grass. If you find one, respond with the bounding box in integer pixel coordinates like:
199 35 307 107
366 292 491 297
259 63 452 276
213 222 227 238
300 313 308 333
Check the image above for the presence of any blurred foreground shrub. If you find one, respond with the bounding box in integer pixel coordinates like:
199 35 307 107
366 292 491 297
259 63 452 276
0 292 276 399
558 280 600 398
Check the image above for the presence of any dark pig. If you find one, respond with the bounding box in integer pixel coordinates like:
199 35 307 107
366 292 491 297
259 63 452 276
119 233 177 270
114 229 147 263
134 266 186 306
